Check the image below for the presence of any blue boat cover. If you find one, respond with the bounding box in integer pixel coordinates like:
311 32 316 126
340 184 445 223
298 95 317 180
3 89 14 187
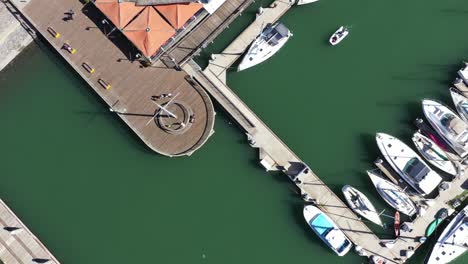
311 214 333 235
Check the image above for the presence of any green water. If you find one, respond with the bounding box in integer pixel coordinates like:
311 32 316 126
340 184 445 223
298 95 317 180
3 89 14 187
1 0 468 263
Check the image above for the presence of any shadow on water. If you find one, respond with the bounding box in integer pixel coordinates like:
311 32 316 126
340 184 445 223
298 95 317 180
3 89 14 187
439 8 468 15
358 133 379 164
32 36 155 155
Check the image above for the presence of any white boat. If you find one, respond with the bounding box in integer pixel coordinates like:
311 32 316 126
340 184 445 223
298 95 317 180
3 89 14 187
422 99 468 157
303 205 353 256
238 22 292 71
450 87 468 123
412 132 457 176
457 62 468 86
342 185 383 227
296 0 319 5
329 26 349 46
367 170 417 217
376 133 442 195
426 204 468 264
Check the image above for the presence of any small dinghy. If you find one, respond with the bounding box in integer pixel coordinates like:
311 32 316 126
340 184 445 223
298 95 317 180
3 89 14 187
329 26 349 46
367 170 417 217
450 87 468 123
342 185 383 226
426 204 468 264
376 133 442 195
412 131 457 176
426 218 443 237
394 211 400 237
422 99 468 157
238 22 292 71
303 205 353 256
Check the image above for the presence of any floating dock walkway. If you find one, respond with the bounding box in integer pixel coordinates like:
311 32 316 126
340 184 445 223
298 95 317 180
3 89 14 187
0 199 60 264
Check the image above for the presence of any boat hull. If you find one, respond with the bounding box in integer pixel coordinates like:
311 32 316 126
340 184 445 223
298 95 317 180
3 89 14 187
412 132 457 176
367 170 417 217
329 26 349 45
303 205 353 256
376 133 442 195
342 185 383 226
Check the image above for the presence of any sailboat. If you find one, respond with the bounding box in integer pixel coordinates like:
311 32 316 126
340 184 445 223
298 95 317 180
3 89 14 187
412 131 457 176
303 205 353 256
367 170 417 217
376 133 442 195
426 204 468 264
342 185 383 226
238 22 292 71
422 99 468 158
329 26 349 46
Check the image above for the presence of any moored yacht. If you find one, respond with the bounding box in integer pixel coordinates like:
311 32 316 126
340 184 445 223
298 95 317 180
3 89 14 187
376 133 442 195
238 22 292 71
412 132 457 176
422 99 468 157
342 185 383 226
303 205 353 256
367 170 417 217
426 204 468 264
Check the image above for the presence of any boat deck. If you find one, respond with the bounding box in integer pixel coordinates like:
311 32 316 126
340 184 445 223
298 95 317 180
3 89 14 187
17 0 216 157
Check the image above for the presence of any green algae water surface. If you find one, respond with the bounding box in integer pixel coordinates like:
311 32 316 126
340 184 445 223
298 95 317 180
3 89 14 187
0 0 467 263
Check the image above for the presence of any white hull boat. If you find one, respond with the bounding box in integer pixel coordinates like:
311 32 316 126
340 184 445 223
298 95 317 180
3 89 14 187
329 26 349 46
457 62 468 86
426 204 468 264
303 205 353 256
376 133 442 195
296 0 319 5
367 170 417 217
238 22 292 71
422 99 468 157
412 132 457 176
450 87 468 123
342 185 383 226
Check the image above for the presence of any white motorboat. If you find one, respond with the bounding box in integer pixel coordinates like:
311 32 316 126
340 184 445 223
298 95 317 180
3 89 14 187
329 26 349 46
422 99 468 157
367 170 417 217
303 205 353 256
450 87 468 123
296 0 319 5
412 132 457 176
342 185 383 226
457 62 468 86
426 204 468 264
238 22 292 71
376 133 442 195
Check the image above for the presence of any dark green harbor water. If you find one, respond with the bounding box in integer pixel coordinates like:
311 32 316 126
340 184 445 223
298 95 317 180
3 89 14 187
0 0 467 263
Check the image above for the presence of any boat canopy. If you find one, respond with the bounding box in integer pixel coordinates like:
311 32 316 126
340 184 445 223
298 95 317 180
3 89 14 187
403 158 430 183
311 214 333 235
266 23 289 46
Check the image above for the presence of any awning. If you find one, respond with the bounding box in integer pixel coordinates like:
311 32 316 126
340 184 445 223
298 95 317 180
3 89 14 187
94 0 144 29
122 6 176 57
155 3 203 29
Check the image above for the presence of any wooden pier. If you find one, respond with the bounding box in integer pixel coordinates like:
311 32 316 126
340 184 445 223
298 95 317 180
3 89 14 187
13 0 217 157
0 199 60 264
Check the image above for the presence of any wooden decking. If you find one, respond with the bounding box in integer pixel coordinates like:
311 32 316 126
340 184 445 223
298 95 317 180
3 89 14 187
18 0 216 157
0 199 60 264
165 0 255 65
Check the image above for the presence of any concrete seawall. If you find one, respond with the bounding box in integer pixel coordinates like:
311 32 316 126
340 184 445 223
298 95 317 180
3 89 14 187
0 1 34 72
